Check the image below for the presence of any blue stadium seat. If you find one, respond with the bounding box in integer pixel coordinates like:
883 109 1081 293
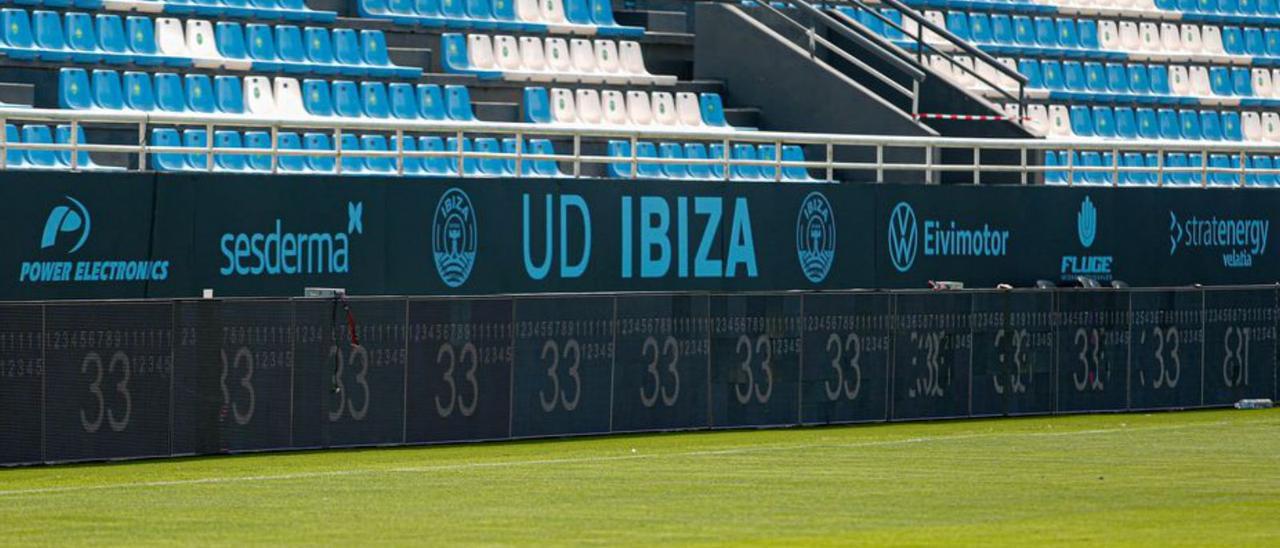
65 12 102 63
150 128 188 172
990 15 1013 46
1163 153 1189 185
473 137 504 176
242 131 273 172
1209 67 1232 96
18 125 55 169
1105 63 1132 100
493 0 528 32
126 16 183 67
215 22 251 64
332 28 369 76
467 0 499 30
439 33 500 78
360 134 394 173
708 143 728 180
1084 62 1108 97
529 139 561 177
1119 153 1143 185
54 124 102 170
446 136 479 176
59 68 92 110
758 144 780 181
440 0 470 30
123 71 156 111
338 133 363 174
1136 108 1159 140
1041 60 1064 91
1127 64 1153 102
223 0 255 18
946 12 970 42
1266 28 1280 56
1091 106 1116 138
418 84 446 120
245 23 283 72
1179 110 1202 140
1222 26 1244 55
184 74 215 114
0 9 38 60
1148 65 1171 98
418 135 449 175
94 15 130 65
1012 16 1035 47
1230 68 1252 96
1221 111 1242 141
1062 61 1087 94
361 30 418 78
1077 20 1099 50
214 130 248 172
781 145 814 181
500 138 532 176
214 75 243 114
389 83 418 120
275 131 309 173
1043 151 1065 185
1200 110 1223 141
634 141 662 179
1114 108 1137 140
154 73 186 112
91 69 124 111
391 134 423 175
182 129 210 170
1157 108 1180 140
32 10 75 62
684 143 710 180
1018 59 1044 89
276 25 309 73
303 79 335 117
1055 17 1078 50
969 13 992 45
524 86 551 124
593 0 643 37
700 93 727 127
304 132 336 172
658 142 688 179
731 144 761 181
1208 154 1236 186
1245 28 1265 56
445 85 475 121
361 82 390 119
1069 105 1093 137
1250 156 1277 186
303 27 341 75
608 140 633 178
1033 17 1056 49
333 80 362 118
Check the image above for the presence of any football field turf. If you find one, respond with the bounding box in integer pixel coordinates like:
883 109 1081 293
2 409 1278 545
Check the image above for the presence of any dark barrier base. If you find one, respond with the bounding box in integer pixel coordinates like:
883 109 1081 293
2 286 1276 466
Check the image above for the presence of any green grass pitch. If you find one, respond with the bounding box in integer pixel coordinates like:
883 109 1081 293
2 409 1278 545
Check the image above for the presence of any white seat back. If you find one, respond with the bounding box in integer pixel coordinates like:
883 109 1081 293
675 92 703 127
541 0 567 24
1180 24 1202 53
996 57 1018 89
516 0 543 23
1263 112 1280 141
1139 23 1159 52
272 77 307 118
619 41 651 76
1253 69 1273 98
550 88 578 124
519 36 547 71
1119 22 1141 51
923 11 946 44
494 35 523 71
244 76 275 116
156 18 189 57
1048 105 1072 137
1098 21 1120 50
185 19 220 59
651 92 677 126
1243 111 1263 142
625 90 652 125
1201 25 1224 54
544 38 573 73
1025 104 1048 135
467 34 498 70
1271 69 1280 98
593 40 621 75
575 89 602 124
1160 23 1182 53
1168 65 1190 96
569 39 597 74
1189 65 1211 96
601 90 629 125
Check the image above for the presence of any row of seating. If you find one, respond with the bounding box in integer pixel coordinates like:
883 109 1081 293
1044 149 1279 186
358 0 643 36
2 124 115 170
1040 104 1280 141
150 128 565 176
892 0 1280 24
0 9 420 78
1008 58 1280 104
442 33 675 85
525 87 736 130
606 141 815 181
59 68 480 121
96 0 337 22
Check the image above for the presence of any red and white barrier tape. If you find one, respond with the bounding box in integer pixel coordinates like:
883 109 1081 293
913 113 1030 122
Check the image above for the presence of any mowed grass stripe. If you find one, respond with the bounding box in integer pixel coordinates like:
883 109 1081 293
0 409 1276 545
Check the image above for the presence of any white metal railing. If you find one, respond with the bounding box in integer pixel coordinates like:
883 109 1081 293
2 107 1280 186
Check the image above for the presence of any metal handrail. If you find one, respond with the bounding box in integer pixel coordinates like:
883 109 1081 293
3 107 1280 187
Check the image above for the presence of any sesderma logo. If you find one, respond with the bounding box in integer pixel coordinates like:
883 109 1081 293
20 196 169 284
887 201 1010 273
1168 211 1269 268
219 202 363 276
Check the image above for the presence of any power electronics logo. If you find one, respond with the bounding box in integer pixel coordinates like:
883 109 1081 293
887 201 1010 273
1060 196 1113 281
20 196 170 283
219 202 363 276
796 192 835 283
1168 211 1269 268
432 188 477 288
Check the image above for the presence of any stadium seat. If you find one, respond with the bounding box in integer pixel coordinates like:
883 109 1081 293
445 85 476 121
360 134 394 173
182 128 210 170
65 12 103 63
214 130 249 172
59 68 93 110
91 69 124 110
418 135 449 175
338 133 363 174
241 131 273 172
150 128 188 171
215 75 244 114
473 137 505 176
332 80 362 118
658 142 688 179
730 144 761 181
303 79 335 117
418 84 447 120
445 136 479 176
524 86 551 124
361 82 390 119
390 135 423 175
124 71 157 111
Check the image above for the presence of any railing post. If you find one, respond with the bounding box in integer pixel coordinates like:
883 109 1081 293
1019 146 1027 185
456 130 465 176
0 116 6 170
1239 150 1247 187
269 126 278 174
825 142 834 182
972 145 980 185
924 145 933 184
1111 146 1119 187
205 123 214 172
774 139 782 182
515 132 524 177
630 135 639 180
69 119 80 171
1200 150 1208 187
395 129 404 175
334 128 343 175
875 144 883 182
722 137 731 181
1155 148 1165 187
137 121 147 172
572 134 581 178
1066 147 1075 187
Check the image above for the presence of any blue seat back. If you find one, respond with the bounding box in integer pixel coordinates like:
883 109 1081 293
658 142 688 179
1127 64 1150 95
446 137 478 176
730 144 760 180
1091 107 1116 138
182 129 210 170
389 83 417 120
304 27 336 65
65 12 97 54
441 0 467 21
392 135 422 175
150 128 186 171
1069 106 1093 137
1251 156 1276 186
1114 108 1137 139
359 30 390 67
1231 68 1252 96
700 93 726 127
416 0 444 17
246 23 277 62
493 0 518 23
684 143 710 179
419 136 448 175
500 138 529 176
97 15 128 56
635 141 662 179
1221 111 1242 141
123 71 156 111
92 69 124 110
184 74 215 113
338 134 363 173
1245 28 1265 56
990 15 1013 45
1012 16 1034 46
418 84 446 120
1209 67 1232 96
529 139 559 177
1084 62 1107 93
1164 153 1189 185
1077 20 1099 49
361 82 390 119
474 137 504 176
214 130 247 171
1222 26 1244 55
360 134 393 173
275 132 306 173
708 143 727 180
154 73 185 112
607 140 632 178
242 131 273 172
304 132 336 172
468 0 497 22
1200 110 1223 141
445 85 475 121
945 12 970 41
1148 65 1171 95
1208 154 1235 186
1266 28 1280 56
969 13 992 44
1040 60 1063 90
54 125 92 168
214 75 244 114
3 9 34 49
1136 108 1159 140
332 80 362 118
523 86 551 124
1157 108 1180 140
125 16 158 56
1033 17 1055 48
1120 153 1144 185
332 28 364 67
276 25 306 63
1062 61 1086 91
1105 63 1128 93
757 144 778 180
440 33 469 71
782 146 811 181
215 22 248 60
33 11 68 53
303 79 335 116
1055 17 1077 49
1178 110 1202 140
1018 59 1044 89
59 68 92 110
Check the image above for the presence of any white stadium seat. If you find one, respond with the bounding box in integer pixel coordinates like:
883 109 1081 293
676 92 704 127
625 90 653 126
272 77 308 119
569 39 604 84
551 88 578 124
651 92 677 126
601 89 629 125
575 88 603 124
244 76 275 117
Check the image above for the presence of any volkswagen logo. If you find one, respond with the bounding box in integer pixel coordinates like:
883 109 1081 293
887 201 918 273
